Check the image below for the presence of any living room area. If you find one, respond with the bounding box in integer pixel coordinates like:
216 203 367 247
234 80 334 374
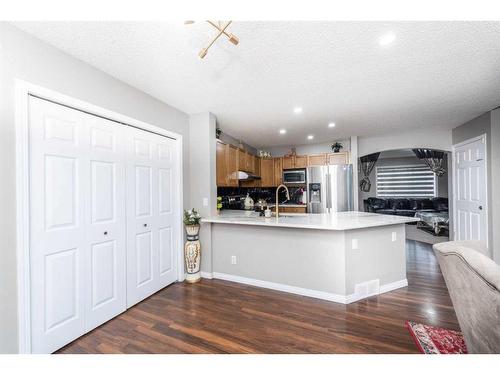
359 148 451 245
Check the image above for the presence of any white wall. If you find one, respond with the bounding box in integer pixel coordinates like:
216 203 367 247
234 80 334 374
491 109 500 262
358 126 453 157
452 111 498 261
189 113 217 273
0 23 189 353
266 139 351 157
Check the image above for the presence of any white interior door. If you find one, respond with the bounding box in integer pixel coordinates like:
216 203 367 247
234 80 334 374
29 97 88 353
84 114 127 332
453 136 488 246
126 128 178 307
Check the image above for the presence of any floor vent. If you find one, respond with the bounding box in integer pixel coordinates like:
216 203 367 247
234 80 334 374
354 279 380 299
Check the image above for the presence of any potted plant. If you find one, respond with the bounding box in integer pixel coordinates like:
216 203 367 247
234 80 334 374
217 196 223 214
183 208 202 283
331 142 343 153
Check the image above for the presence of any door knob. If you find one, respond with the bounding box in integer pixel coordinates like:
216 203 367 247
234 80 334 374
479 206 483 210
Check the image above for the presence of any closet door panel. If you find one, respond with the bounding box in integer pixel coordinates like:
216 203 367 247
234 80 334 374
29 97 87 354
126 129 178 307
126 130 158 307
84 115 127 332
154 137 178 286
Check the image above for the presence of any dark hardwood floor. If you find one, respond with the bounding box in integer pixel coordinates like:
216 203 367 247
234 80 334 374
57 240 459 354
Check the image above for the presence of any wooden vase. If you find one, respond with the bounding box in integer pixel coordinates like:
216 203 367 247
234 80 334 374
184 224 201 283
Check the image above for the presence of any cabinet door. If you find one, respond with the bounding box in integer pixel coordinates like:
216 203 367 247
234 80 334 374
274 157 283 185
227 145 239 186
260 158 274 187
216 142 228 186
282 155 295 170
307 154 327 166
328 152 349 165
295 155 308 168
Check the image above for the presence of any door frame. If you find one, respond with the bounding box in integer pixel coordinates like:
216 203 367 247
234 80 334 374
15 80 185 353
451 133 488 247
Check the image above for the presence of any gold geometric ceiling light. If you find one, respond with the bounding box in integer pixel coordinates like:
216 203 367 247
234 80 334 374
185 21 239 59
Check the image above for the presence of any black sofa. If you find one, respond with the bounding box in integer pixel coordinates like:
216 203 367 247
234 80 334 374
364 197 448 217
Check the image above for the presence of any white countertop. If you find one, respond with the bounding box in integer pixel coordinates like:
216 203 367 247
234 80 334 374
202 210 419 231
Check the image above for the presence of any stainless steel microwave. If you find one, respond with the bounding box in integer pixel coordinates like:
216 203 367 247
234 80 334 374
283 169 306 184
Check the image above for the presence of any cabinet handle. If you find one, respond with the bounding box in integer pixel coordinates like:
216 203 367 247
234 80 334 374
479 206 483 210
143 223 148 227
104 231 108 235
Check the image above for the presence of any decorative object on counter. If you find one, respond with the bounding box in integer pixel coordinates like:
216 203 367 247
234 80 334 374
244 193 255 210
258 150 272 158
217 196 223 213
331 142 343 153
359 152 380 192
183 208 202 283
291 147 297 156
412 148 447 177
238 140 245 150
215 127 222 139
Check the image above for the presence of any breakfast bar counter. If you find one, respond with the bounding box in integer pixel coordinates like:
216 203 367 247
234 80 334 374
202 211 419 304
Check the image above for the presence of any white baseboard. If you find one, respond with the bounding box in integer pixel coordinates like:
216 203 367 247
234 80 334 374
345 279 408 303
379 278 408 294
211 272 408 305
212 272 347 304
201 271 213 279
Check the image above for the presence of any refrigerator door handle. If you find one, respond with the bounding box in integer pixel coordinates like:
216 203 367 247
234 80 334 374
326 173 332 210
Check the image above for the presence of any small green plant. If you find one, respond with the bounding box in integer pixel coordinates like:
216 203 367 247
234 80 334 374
184 208 202 226
331 142 343 153
217 196 223 210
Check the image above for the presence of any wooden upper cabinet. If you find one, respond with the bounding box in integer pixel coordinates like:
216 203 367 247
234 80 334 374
216 141 228 186
307 154 327 166
259 158 274 187
226 145 239 186
282 155 295 170
328 152 349 165
274 157 283 185
294 155 308 168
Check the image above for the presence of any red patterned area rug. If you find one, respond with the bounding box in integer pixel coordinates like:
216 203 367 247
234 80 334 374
405 321 468 354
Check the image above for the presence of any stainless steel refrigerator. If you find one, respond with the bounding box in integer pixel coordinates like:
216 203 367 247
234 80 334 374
306 164 354 213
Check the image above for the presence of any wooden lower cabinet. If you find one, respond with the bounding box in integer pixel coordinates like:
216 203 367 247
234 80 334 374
270 206 307 213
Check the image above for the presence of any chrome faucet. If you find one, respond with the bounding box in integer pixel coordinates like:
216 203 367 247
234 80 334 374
275 184 290 218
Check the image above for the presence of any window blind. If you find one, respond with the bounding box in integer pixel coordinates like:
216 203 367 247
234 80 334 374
376 165 436 197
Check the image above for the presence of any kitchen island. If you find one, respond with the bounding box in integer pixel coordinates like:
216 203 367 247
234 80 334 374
202 211 419 304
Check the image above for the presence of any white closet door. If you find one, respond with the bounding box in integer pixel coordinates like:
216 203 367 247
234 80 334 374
29 97 128 353
29 97 87 353
126 128 178 307
84 114 127 331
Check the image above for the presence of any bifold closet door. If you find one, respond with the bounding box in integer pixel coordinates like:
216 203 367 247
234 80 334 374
29 97 127 353
126 127 179 307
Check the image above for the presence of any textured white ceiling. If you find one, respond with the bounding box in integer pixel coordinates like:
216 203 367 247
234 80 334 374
12 21 500 148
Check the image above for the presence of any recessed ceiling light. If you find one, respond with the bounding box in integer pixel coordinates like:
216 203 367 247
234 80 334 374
279 129 287 134
379 32 396 46
293 107 303 114
328 122 336 128
307 135 314 140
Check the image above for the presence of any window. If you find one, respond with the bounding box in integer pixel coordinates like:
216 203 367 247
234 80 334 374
376 165 436 197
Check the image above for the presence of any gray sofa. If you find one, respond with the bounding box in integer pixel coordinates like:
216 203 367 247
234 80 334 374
433 241 500 353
